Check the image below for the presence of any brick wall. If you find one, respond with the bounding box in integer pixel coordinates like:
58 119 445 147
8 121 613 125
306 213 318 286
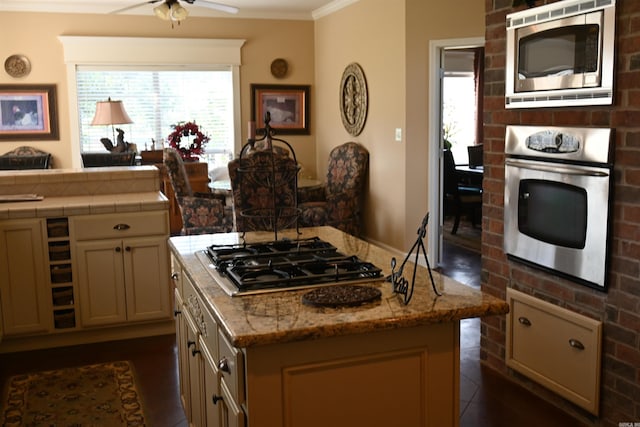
482 0 640 425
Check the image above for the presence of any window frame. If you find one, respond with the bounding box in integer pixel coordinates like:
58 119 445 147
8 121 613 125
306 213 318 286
59 36 245 168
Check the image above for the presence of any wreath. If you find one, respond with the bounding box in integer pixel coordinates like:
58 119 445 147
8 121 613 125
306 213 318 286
167 121 209 161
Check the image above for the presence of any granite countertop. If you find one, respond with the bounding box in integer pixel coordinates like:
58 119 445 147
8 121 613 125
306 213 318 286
169 226 509 348
0 192 168 220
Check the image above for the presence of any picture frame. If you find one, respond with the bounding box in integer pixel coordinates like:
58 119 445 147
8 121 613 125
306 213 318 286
251 84 310 135
0 84 59 141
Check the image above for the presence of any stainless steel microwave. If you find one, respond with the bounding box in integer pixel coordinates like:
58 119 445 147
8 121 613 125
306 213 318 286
505 0 616 109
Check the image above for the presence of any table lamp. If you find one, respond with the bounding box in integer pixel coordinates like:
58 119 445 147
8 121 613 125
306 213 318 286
91 97 133 144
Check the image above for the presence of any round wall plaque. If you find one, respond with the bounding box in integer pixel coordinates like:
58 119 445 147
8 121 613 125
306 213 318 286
270 58 288 79
339 62 368 137
4 54 31 78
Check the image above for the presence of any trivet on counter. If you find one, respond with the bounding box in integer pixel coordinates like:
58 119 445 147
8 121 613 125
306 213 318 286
302 285 381 308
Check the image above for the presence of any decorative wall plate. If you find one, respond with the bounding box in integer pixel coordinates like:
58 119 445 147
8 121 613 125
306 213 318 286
340 62 368 136
4 54 31 78
270 58 288 79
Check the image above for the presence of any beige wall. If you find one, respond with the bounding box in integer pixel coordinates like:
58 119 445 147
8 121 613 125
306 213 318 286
314 0 406 249
0 12 315 172
315 0 484 249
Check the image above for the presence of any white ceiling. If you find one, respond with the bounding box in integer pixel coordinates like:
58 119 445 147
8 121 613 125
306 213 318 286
0 0 357 20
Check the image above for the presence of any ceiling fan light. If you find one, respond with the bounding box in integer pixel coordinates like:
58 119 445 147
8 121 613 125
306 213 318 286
170 3 189 21
153 3 171 20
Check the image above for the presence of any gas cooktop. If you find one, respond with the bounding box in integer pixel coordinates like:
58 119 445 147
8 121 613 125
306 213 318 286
197 237 384 296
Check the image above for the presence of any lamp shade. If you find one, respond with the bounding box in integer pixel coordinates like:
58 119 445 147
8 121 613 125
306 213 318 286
91 98 133 126
171 3 189 21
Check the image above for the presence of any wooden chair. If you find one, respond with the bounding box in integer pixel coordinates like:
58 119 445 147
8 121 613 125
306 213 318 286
443 149 482 235
163 148 233 235
298 142 369 236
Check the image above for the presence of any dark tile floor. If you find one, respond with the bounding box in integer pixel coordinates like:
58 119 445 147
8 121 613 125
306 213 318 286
0 241 587 427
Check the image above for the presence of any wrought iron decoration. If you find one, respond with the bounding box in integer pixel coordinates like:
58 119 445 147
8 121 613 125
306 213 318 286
388 213 441 304
339 62 368 136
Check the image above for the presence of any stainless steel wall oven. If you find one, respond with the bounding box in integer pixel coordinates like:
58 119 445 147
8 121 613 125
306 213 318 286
504 125 614 290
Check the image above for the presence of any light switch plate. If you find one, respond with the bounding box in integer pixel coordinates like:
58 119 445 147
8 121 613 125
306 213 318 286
395 128 402 142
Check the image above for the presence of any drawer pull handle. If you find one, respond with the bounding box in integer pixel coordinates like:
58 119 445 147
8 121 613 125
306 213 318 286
174 310 181 317
113 223 130 231
191 348 201 357
569 339 585 350
218 357 231 374
518 316 531 326
212 395 223 404
187 340 196 349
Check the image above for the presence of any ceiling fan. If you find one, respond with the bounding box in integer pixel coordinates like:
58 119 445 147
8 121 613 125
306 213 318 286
111 0 239 23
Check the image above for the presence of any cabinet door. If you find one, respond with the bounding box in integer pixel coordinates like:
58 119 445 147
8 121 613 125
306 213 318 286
0 219 51 335
122 236 171 322
201 336 222 427
174 289 191 415
75 239 127 326
185 311 204 427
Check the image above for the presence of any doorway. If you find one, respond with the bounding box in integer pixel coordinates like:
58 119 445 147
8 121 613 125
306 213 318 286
427 37 484 280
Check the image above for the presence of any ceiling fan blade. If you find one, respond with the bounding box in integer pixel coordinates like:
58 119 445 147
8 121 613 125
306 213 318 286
185 0 239 14
110 0 163 14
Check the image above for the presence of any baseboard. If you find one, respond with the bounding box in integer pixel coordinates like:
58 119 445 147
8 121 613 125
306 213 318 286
0 320 175 354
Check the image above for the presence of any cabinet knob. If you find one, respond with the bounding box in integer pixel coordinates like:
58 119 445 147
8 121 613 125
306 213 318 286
115 246 122 253
171 272 179 280
113 223 131 231
569 339 585 350
212 395 223 404
218 356 230 374
125 246 131 252
518 316 531 326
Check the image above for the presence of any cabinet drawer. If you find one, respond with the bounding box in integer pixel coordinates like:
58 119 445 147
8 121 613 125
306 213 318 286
71 211 168 241
506 288 602 415
219 329 245 405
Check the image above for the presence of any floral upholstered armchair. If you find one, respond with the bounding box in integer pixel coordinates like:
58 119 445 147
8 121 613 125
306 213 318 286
163 148 234 235
228 149 299 233
299 142 369 236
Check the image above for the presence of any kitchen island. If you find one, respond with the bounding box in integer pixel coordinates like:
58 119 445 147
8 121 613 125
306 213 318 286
169 227 509 427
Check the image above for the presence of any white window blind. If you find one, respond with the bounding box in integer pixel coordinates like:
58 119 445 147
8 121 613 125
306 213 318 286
77 68 234 163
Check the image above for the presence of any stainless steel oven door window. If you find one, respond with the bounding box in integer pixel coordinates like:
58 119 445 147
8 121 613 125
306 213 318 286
504 158 611 289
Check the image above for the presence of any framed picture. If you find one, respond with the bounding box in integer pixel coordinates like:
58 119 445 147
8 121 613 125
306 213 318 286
0 84 59 141
251 84 310 135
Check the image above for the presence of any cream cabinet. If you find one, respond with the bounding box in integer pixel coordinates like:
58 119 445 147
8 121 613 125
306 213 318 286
172 256 243 427
171 251 457 427
0 219 51 336
72 212 171 328
506 288 602 415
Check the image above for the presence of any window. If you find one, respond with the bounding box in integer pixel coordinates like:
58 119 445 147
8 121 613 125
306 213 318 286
77 68 234 167
59 36 245 169
442 72 476 165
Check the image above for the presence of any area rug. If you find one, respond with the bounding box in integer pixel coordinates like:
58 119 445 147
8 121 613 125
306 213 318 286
1 361 145 427
443 216 482 253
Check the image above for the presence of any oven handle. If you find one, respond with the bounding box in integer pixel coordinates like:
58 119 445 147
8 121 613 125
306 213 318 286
505 158 609 177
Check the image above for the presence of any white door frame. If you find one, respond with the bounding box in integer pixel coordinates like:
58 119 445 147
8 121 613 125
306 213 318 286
427 37 485 266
